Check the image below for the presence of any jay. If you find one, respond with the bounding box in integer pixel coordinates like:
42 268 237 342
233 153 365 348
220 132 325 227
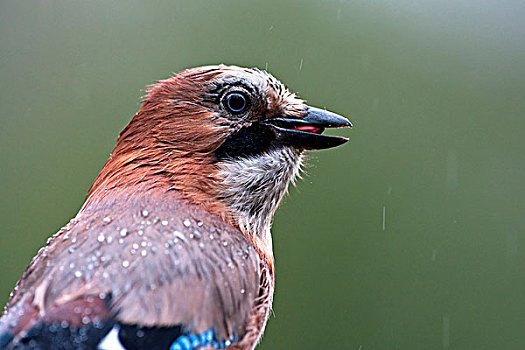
0 65 351 350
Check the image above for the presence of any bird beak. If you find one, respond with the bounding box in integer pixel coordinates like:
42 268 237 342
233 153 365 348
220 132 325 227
261 107 352 150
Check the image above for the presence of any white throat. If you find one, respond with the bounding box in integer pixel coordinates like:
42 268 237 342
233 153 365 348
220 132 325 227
217 148 304 245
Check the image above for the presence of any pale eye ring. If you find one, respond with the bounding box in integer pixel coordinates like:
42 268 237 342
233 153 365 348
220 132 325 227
225 92 248 113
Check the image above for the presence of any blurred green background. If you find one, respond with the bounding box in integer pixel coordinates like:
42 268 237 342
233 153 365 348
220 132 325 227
1 1 524 349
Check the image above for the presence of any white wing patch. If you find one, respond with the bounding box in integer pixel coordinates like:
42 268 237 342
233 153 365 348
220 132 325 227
98 325 126 350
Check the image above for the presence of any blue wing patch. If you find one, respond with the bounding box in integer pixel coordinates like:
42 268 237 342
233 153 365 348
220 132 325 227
170 329 237 350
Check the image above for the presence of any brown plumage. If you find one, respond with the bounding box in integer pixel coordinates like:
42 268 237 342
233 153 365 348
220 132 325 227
0 65 351 350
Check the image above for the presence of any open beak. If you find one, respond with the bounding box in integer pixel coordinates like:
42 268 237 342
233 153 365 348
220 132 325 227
262 107 352 150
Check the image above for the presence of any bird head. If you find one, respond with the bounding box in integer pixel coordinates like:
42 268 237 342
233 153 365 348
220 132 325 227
86 65 351 250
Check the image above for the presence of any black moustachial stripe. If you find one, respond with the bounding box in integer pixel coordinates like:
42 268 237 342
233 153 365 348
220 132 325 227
215 122 278 161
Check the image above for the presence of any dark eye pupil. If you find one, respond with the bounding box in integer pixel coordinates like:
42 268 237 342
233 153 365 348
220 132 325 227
226 93 246 112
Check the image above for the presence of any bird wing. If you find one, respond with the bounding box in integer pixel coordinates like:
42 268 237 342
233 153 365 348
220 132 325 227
0 194 262 349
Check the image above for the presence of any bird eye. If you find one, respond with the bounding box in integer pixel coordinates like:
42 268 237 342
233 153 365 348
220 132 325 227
225 92 248 113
